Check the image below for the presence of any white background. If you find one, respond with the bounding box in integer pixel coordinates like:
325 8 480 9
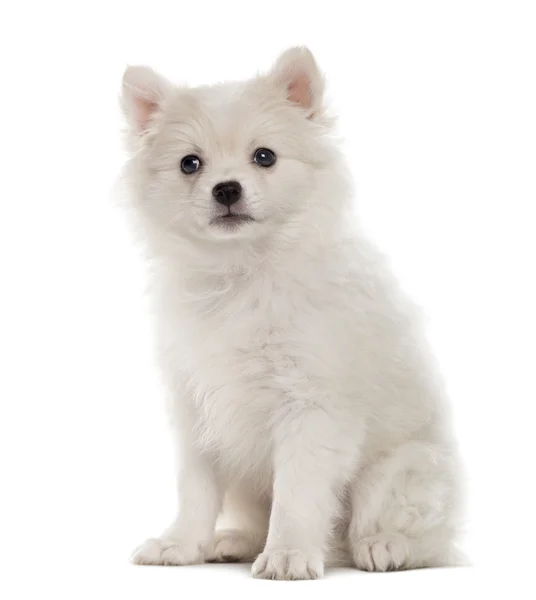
1 1 535 598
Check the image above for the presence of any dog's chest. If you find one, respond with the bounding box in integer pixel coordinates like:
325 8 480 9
171 275 330 479
189 314 297 474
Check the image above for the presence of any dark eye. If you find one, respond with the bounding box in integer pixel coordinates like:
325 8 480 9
180 155 202 174
253 148 276 168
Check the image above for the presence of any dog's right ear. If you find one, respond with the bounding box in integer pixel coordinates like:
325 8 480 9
269 47 325 118
121 66 171 135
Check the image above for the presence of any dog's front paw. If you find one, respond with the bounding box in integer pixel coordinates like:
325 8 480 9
251 549 323 580
131 538 203 566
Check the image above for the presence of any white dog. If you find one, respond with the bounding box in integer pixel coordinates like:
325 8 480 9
120 47 463 580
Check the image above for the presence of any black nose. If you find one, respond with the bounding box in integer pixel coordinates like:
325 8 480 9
212 181 242 207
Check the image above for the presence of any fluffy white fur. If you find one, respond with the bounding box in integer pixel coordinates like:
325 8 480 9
120 47 462 580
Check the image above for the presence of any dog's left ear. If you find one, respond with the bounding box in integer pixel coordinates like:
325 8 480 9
269 47 324 117
121 65 172 135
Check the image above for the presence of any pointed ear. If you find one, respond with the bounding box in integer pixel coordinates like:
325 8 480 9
269 46 324 117
121 65 171 134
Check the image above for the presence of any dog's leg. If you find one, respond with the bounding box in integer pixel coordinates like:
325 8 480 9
348 441 462 571
251 407 358 580
207 485 269 562
131 443 221 566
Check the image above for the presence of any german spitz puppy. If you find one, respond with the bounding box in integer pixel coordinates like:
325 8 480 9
120 47 462 579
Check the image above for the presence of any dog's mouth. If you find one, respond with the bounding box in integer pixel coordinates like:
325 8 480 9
210 213 254 227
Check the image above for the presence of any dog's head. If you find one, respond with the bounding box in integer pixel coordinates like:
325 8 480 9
121 47 347 251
